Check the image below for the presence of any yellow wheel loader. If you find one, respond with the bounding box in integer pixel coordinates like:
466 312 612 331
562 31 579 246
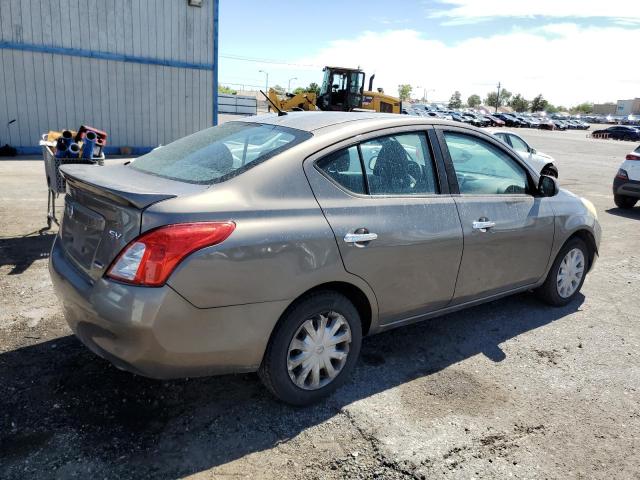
267 66 401 114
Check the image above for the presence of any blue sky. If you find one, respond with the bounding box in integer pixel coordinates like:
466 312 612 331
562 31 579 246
218 0 640 105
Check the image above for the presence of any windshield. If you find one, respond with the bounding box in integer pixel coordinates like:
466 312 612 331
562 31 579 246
131 122 311 184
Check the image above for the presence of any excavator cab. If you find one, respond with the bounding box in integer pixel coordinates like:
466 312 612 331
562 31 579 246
317 67 365 111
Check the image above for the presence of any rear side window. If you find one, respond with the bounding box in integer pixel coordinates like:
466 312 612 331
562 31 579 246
361 133 438 195
317 146 365 194
131 122 311 184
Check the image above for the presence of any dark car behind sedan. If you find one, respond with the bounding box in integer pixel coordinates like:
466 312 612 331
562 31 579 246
593 125 640 141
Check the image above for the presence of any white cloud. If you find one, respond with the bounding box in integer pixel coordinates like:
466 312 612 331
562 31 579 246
428 0 640 25
295 24 639 106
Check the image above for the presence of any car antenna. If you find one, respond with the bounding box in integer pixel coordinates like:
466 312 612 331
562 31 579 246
260 90 287 116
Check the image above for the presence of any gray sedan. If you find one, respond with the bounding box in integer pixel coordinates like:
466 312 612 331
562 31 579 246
50 112 601 405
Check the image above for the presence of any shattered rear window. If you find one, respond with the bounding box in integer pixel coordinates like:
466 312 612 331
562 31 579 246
131 122 312 184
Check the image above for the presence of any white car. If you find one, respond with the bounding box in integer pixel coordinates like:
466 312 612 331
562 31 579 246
613 144 640 209
487 129 558 178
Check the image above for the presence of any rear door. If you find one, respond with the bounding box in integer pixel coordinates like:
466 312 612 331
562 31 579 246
304 128 463 325
435 127 555 304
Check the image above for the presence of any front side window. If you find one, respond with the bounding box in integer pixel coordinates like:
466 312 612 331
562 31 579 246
131 122 311 184
444 132 528 195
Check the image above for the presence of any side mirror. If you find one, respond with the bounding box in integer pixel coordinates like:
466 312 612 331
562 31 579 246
538 175 558 197
529 147 537 154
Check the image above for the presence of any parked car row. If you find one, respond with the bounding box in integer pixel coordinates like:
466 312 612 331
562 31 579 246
403 106 591 131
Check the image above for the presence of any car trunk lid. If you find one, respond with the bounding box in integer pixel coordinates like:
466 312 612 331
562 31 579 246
59 163 207 281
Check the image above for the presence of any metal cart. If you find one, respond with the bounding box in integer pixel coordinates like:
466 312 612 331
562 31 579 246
40 133 104 228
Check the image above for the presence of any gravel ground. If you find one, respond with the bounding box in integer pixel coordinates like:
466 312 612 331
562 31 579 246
0 129 639 479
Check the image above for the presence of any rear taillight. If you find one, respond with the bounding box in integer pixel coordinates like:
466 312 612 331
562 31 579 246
106 222 235 286
616 169 629 180
625 153 640 161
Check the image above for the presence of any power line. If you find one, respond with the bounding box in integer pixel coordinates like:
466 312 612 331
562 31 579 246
219 53 322 68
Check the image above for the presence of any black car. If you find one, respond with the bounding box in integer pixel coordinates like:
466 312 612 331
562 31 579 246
592 126 640 141
461 113 489 127
494 113 525 128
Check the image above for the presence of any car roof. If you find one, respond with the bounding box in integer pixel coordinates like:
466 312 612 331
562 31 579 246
234 111 456 135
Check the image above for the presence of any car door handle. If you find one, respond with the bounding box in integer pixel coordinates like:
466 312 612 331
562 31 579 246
344 232 378 244
472 220 496 232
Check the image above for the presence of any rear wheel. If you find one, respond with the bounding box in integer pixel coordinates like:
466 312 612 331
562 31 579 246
536 238 589 306
259 291 362 405
614 194 637 209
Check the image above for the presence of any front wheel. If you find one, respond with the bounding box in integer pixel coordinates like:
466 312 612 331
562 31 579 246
259 291 362 405
536 238 590 306
614 194 637 209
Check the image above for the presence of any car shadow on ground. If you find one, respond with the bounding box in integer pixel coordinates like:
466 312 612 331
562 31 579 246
605 206 640 220
0 232 56 274
0 292 583 478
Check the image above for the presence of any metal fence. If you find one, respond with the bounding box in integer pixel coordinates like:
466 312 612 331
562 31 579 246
218 94 257 115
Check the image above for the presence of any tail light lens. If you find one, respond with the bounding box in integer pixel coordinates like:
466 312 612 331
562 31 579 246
616 169 629 180
106 222 235 286
625 153 640 161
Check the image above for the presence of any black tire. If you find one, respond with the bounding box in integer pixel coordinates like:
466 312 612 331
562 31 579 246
536 237 590 306
258 291 362 406
614 194 637 209
541 165 558 178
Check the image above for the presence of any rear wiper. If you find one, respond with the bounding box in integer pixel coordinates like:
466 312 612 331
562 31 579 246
260 90 287 116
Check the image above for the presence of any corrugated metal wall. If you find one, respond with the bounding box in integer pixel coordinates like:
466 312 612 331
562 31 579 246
0 0 216 151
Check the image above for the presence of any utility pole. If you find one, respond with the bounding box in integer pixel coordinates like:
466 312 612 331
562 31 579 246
495 82 501 113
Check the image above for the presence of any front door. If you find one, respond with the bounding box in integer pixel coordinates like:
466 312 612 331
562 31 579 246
304 129 463 324
437 128 555 304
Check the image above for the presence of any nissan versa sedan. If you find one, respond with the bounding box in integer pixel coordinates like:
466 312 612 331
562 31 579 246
50 112 601 405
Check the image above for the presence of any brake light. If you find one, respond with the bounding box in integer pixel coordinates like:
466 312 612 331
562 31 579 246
626 153 640 161
616 169 629 180
106 222 235 286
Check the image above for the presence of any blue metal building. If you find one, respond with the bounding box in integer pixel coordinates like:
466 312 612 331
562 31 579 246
0 0 218 154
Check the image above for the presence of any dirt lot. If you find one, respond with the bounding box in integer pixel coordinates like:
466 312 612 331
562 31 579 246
1 129 639 479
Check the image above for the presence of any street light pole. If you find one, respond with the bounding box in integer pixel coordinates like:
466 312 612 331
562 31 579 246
288 77 298 93
259 70 269 93
495 81 501 114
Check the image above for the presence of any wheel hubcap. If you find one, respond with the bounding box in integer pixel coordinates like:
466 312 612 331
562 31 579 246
287 311 352 390
556 248 585 298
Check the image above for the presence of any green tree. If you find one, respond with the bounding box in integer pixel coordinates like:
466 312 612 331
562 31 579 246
485 92 499 108
398 84 413 101
448 90 462 109
571 102 594 114
509 94 529 112
485 88 511 109
500 89 512 104
218 85 237 95
467 94 481 108
545 104 559 114
307 82 320 95
530 94 549 112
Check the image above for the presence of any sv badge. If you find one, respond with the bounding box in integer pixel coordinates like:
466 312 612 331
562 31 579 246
108 230 123 240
